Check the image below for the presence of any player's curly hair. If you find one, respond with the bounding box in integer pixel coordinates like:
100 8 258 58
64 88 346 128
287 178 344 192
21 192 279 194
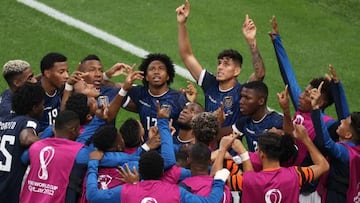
138 53 175 87
12 82 44 116
139 151 164 180
191 112 219 145
65 93 90 125
92 125 118 151
119 118 142 148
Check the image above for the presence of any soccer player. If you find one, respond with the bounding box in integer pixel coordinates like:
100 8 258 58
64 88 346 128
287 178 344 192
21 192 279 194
20 110 89 203
121 53 188 139
176 0 265 127
179 142 232 203
0 59 37 117
310 81 360 203
212 127 329 203
173 102 204 152
0 83 43 203
38 52 69 132
220 81 283 152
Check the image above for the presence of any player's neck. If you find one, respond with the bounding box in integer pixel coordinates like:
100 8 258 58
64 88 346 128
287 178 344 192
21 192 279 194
251 107 269 122
219 79 236 91
178 130 194 143
262 159 281 171
148 85 169 96
41 77 57 96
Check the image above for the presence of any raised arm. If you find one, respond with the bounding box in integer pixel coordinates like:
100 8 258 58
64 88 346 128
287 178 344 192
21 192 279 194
310 83 350 161
176 0 203 81
293 124 329 180
156 101 177 169
325 65 350 119
106 64 143 122
277 85 294 134
243 15 265 82
269 16 302 109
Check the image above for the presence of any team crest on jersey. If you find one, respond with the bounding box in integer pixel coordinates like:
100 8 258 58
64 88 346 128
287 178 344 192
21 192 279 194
223 96 233 108
141 197 158 203
38 146 55 180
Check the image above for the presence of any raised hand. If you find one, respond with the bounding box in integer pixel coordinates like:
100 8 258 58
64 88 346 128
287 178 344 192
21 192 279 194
309 81 323 109
169 119 176 136
147 126 161 150
156 101 170 119
269 16 279 40
292 123 309 141
324 64 339 83
242 14 256 42
176 0 190 24
213 102 225 125
219 133 238 151
67 70 89 85
232 138 247 154
105 63 131 79
117 164 139 184
122 64 144 91
180 81 197 103
277 85 289 111
74 80 100 97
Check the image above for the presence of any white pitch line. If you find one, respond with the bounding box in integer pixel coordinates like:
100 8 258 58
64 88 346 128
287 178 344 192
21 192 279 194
17 0 194 82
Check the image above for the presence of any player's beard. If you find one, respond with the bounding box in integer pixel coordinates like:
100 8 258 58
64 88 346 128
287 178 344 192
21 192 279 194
176 120 191 130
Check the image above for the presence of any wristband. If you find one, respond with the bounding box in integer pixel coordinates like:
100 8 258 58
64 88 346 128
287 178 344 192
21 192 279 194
232 155 242 164
214 168 230 182
103 72 110 81
141 143 150 151
118 88 128 97
240 151 250 162
65 83 73 91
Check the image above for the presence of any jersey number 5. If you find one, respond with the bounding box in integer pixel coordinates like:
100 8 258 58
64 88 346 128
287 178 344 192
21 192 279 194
0 135 15 172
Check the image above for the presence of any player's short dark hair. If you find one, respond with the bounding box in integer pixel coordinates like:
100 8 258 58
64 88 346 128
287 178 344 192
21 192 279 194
40 52 67 74
189 142 210 167
92 125 118 151
218 49 243 67
54 110 79 131
119 118 141 148
309 77 333 109
139 151 164 180
80 54 101 64
191 112 219 145
258 132 297 162
12 82 44 115
350 112 360 145
65 93 90 125
242 80 269 103
139 53 175 87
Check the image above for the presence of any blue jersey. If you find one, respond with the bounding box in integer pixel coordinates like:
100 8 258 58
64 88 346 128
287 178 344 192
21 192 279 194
199 70 242 127
0 89 14 118
0 114 38 203
100 85 119 103
38 89 62 132
125 85 187 139
233 111 283 152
